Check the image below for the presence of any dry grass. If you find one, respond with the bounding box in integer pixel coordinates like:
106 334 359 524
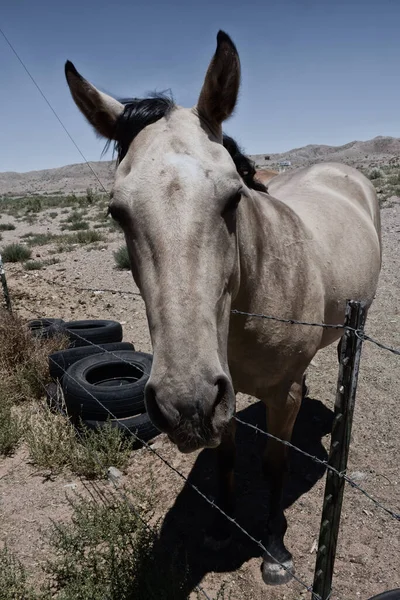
25 398 135 478
114 245 131 270
0 310 68 403
0 310 136 478
0 390 22 456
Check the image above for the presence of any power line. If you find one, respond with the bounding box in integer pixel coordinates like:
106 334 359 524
0 25 109 194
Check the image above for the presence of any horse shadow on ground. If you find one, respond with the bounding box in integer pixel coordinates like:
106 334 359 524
136 394 334 598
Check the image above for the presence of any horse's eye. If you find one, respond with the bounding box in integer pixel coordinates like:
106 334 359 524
223 191 242 215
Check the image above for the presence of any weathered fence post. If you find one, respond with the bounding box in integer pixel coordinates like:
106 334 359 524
312 300 366 600
0 253 12 311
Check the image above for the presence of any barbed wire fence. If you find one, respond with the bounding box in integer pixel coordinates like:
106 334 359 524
2 275 399 599
0 25 399 599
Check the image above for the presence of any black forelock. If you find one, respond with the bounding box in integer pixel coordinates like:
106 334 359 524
103 94 267 192
104 92 175 163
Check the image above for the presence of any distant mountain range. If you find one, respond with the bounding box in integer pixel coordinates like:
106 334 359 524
1 136 399 197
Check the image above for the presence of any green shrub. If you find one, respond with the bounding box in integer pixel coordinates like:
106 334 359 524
114 245 131 270
64 221 89 231
0 546 39 600
23 260 44 271
44 493 188 600
26 197 42 213
0 394 21 456
0 223 16 231
369 167 384 180
74 230 104 244
1 243 31 263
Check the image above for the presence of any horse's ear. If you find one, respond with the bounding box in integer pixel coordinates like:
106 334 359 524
65 61 124 139
196 31 241 131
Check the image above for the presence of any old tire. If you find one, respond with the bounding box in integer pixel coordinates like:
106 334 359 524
49 342 136 381
83 412 160 443
52 319 123 348
45 381 159 444
27 318 64 339
62 350 152 420
367 591 400 600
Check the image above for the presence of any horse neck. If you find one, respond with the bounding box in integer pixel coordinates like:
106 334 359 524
234 190 300 309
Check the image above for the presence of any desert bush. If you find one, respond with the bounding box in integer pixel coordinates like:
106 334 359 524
63 220 89 231
73 230 104 244
0 546 40 600
0 223 16 231
44 492 188 600
369 167 385 180
114 245 131 269
23 260 44 271
70 421 134 479
0 392 21 456
1 243 31 263
26 197 42 213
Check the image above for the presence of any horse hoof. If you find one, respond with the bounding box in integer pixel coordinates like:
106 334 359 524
261 557 295 586
204 532 232 551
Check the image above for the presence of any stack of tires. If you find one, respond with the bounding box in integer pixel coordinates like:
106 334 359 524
28 317 159 444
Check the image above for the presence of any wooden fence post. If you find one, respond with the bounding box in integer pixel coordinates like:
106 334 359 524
312 300 367 600
0 254 12 311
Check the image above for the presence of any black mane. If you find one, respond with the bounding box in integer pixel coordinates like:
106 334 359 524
106 94 266 192
222 134 268 192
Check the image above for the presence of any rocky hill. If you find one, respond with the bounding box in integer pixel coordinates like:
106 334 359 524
252 136 400 169
1 136 400 197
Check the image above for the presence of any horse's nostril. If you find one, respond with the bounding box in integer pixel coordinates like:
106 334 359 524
145 384 178 433
212 377 228 414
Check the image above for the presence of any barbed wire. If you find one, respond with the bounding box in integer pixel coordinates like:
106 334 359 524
13 274 400 357
15 303 400 523
0 26 109 194
45 352 318 598
234 417 400 522
33 376 213 600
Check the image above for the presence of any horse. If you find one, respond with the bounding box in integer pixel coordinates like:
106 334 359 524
255 168 279 186
64 30 382 586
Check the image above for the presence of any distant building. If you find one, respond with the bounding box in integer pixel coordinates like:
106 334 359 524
279 160 291 166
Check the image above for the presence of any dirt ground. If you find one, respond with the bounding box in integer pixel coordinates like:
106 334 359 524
0 198 399 599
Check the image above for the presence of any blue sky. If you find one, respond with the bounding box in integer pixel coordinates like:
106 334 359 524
1 0 400 173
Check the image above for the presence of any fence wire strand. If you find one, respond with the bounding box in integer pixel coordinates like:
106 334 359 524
18 305 400 525
0 26 109 195
43 351 317 599
33 376 213 600
234 417 400 521
16 275 400 357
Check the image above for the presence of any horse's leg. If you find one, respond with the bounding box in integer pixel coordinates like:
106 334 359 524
261 379 302 585
204 417 236 549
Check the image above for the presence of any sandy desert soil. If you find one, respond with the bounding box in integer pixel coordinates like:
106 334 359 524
0 193 399 599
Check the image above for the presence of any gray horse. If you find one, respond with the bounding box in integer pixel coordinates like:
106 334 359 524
65 30 381 586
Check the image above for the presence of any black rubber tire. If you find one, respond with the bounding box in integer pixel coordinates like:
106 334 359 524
27 318 64 339
51 319 123 348
62 350 152 420
367 591 400 600
49 342 136 382
83 412 160 444
45 382 159 444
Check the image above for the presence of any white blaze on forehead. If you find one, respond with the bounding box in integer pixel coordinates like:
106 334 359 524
165 152 203 181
